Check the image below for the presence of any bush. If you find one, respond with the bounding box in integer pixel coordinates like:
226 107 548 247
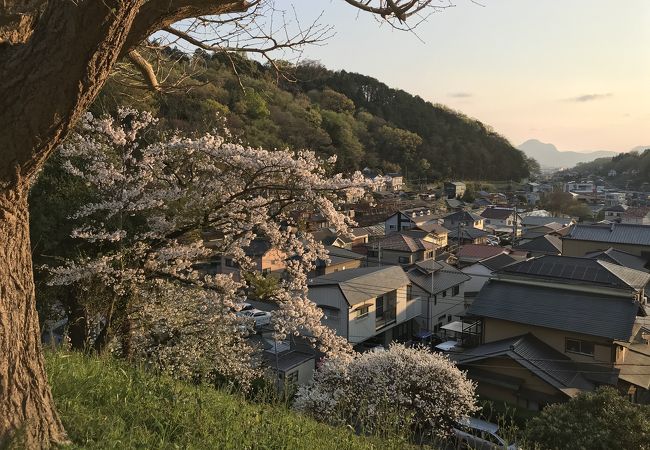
526 387 650 450
294 344 478 438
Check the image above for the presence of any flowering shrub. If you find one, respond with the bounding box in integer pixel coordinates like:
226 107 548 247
294 344 478 437
46 109 366 385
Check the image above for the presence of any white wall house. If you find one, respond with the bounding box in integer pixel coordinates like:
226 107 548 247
308 266 418 346
406 261 470 334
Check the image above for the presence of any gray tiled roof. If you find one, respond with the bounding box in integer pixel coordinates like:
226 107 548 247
501 255 650 290
585 248 649 272
480 207 514 220
564 223 650 246
514 234 562 255
316 246 365 268
453 334 617 391
309 266 409 306
407 262 470 295
448 227 489 240
467 280 638 341
479 253 518 271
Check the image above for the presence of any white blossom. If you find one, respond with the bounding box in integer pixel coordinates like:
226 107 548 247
47 109 367 384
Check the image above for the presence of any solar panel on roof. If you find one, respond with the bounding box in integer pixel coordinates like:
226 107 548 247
550 263 564 277
561 265 575 278
573 266 587 279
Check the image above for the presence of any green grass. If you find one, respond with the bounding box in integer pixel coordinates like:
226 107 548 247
46 352 409 449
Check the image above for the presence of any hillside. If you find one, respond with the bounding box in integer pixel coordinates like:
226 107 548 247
45 351 408 449
565 148 650 188
95 53 530 181
518 139 617 169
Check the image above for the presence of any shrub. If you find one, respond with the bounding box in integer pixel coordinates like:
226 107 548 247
294 344 478 438
526 387 650 450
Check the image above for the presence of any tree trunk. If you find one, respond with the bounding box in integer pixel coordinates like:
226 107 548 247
0 186 67 447
0 0 248 446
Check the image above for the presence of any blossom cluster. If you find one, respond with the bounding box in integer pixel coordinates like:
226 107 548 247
294 344 479 437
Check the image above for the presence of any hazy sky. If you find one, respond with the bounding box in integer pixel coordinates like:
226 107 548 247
274 0 649 152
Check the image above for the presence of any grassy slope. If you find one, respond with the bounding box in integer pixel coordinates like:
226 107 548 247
46 352 404 449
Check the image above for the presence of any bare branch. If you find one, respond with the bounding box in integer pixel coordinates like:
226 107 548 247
127 49 161 92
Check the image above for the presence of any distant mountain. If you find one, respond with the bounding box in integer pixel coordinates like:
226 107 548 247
518 139 618 169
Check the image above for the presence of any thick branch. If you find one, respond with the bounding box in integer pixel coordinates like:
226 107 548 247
127 49 161 92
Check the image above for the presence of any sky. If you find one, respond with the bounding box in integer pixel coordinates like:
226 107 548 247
271 0 650 153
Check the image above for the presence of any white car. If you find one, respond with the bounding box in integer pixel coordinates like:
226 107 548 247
452 417 520 450
486 235 501 246
236 309 272 327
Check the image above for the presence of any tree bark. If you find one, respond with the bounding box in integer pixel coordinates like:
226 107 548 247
0 186 66 448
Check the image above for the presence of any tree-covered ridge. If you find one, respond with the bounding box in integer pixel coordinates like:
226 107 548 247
566 148 650 188
97 52 530 182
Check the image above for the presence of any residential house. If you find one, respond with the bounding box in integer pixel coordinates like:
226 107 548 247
480 207 523 236
448 226 490 246
461 253 518 297
519 222 566 242
604 204 629 223
411 222 449 248
385 173 404 191
310 246 365 277
623 207 650 226
218 238 286 281
585 248 649 272
520 214 573 230
366 231 436 267
444 181 466 199
456 244 509 267
260 335 315 392
605 192 627 207
454 255 650 408
513 234 562 257
308 266 418 347
443 210 484 230
311 228 354 249
384 207 440 234
446 198 465 210
562 223 650 261
406 260 471 334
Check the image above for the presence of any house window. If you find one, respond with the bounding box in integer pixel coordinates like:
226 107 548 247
433 294 437 306
389 225 396 230
407 285 415 302
376 295 384 317
354 305 370 319
368 250 379 258
442 290 447 298
398 256 410 264
452 285 460 296
485 219 491 224
438 314 446 321
262 268 270 275
225 258 237 268
565 339 595 356
447 315 452 322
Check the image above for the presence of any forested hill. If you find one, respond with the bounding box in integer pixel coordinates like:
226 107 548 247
95 53 531 181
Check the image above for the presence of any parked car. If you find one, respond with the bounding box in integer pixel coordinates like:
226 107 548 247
236 309 272 327
486 235 501 246
452 417 519 450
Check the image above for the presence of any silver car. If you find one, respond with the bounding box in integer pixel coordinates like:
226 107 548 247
452 417 519 450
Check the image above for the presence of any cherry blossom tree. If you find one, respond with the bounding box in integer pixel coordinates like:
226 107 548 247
294 343 478 438
46 109 363 385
